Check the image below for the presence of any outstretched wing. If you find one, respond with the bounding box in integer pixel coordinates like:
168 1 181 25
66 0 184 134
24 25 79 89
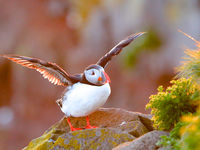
97 32 145 68
1 55 72 86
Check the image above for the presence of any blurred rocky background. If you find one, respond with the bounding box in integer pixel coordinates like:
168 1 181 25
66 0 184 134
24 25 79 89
0 0 200 149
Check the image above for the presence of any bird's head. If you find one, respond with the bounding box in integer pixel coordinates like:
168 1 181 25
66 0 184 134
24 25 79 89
84 64 110 86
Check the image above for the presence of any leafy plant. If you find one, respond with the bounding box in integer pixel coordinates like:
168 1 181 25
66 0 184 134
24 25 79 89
156 122 187 150
155 109 200 150
146 78 200 130
157 134 180 150
178 111 200 150
147 31 200 150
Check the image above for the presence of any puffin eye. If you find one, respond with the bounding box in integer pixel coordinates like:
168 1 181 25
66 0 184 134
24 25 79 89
91 71 95 75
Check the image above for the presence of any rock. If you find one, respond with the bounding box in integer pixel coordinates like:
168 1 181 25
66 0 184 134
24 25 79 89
113 130 169 150
115 121 148 137
138 114 154 131
24 128 135 150
59 108 153 132
23 108 154 150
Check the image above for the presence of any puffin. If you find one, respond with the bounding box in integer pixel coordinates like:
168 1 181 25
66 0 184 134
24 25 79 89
0 32 145 131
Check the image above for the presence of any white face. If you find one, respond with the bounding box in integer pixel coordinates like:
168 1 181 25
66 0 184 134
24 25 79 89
84 68 106 85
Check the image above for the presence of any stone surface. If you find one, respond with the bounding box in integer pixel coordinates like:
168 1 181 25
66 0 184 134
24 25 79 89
23 108 154 150
24 128 135 150
113 130 169 150
115 121 148 137
138 113 154 131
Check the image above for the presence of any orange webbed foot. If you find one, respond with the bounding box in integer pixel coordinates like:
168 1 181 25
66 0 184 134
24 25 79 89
70 127 83 131
85 116 98 129
67 117 83 131
85 125 98 129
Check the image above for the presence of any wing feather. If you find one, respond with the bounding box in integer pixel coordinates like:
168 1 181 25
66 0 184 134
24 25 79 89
1 55 72 86
97 32 145 68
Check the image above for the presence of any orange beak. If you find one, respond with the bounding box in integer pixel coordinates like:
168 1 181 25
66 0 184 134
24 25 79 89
98 77 102 81
103 71 111 83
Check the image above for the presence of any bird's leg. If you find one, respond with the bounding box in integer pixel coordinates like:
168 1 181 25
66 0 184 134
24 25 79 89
85 116 98 129
67 117 82 131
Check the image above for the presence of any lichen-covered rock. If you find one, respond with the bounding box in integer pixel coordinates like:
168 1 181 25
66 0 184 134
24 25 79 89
112 130 169 150
23 108 153 150
54 128 135 150
24 128 135 150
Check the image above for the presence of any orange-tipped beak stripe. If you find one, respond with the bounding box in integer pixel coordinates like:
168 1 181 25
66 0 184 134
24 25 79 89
103 72 111 83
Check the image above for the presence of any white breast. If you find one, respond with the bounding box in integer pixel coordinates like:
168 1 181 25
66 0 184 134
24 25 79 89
61 82 111 117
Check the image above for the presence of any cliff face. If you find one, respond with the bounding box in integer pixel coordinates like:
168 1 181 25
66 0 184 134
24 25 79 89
23 108 167 150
